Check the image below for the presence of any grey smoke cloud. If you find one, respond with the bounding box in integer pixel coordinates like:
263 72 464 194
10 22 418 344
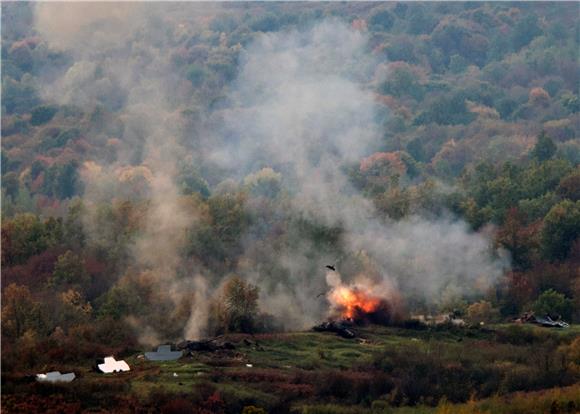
34 2 211 341
213 20 509 324
33 4 509 339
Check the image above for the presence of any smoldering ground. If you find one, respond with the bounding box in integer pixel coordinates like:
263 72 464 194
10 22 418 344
33 4 510 344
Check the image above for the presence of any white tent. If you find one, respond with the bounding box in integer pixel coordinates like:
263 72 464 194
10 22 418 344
98 356 130 373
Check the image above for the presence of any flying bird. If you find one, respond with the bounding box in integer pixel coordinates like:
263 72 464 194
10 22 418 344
316 292 326 298
325 265 336 271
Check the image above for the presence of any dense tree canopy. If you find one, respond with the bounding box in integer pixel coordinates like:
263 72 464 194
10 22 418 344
1 5 579 412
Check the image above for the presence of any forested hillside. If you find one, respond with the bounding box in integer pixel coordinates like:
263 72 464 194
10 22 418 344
1 2 579 413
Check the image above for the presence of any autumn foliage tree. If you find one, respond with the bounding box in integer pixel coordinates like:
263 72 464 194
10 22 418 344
541 200 580 262
531 131 557 162
212 276 259 334
49 250 89 289
467 300 500 324
1 283 44 339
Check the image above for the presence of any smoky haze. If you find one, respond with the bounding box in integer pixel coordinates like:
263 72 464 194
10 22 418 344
33 5 510 342
212 20 509 323
34 2 214 343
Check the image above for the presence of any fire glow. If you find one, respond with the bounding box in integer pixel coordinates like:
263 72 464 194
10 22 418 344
329 285 382 319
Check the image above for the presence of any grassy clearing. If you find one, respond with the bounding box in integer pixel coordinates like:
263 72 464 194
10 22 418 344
3 323 577 413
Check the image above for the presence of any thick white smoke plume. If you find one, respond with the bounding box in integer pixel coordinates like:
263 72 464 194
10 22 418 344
212 20 509 322
33 3 509 340
34 3 213 341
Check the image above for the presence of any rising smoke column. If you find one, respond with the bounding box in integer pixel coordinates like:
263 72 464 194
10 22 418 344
210 20 510 324
33 3 215 342
33 3 509 337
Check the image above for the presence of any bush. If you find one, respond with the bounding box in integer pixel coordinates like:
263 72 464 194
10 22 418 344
532 289 573 320
211 276 260 334
467 301 500 324
495 325 556 346
315 370 393 404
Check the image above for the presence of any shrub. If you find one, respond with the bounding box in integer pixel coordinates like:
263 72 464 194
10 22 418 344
532 289 573 320
211 276 260 334
467 301 500 324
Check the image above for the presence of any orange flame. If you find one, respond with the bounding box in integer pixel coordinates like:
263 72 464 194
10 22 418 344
329 285 381 319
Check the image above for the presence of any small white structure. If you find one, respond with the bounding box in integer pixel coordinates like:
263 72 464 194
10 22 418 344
98 356 130 373
36 371 76 383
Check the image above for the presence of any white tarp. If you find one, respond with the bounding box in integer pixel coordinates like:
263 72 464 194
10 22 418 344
36 371 76 383
98 356 130 373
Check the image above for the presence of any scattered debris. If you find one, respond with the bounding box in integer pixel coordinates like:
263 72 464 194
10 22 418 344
36 371 75 383
246 363 253 368
313 320 357 339
173 372 178 377
177 338 236 354
97 356 130 373
145 345 183 361
535 316 569 328
514 312 569 328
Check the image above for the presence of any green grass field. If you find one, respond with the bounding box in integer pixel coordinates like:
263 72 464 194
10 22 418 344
110 324 580 412
3 323 579 413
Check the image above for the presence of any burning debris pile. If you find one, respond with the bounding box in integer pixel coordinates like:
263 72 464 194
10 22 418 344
326 268 401 324
313 268 403 338
328 284 398 325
